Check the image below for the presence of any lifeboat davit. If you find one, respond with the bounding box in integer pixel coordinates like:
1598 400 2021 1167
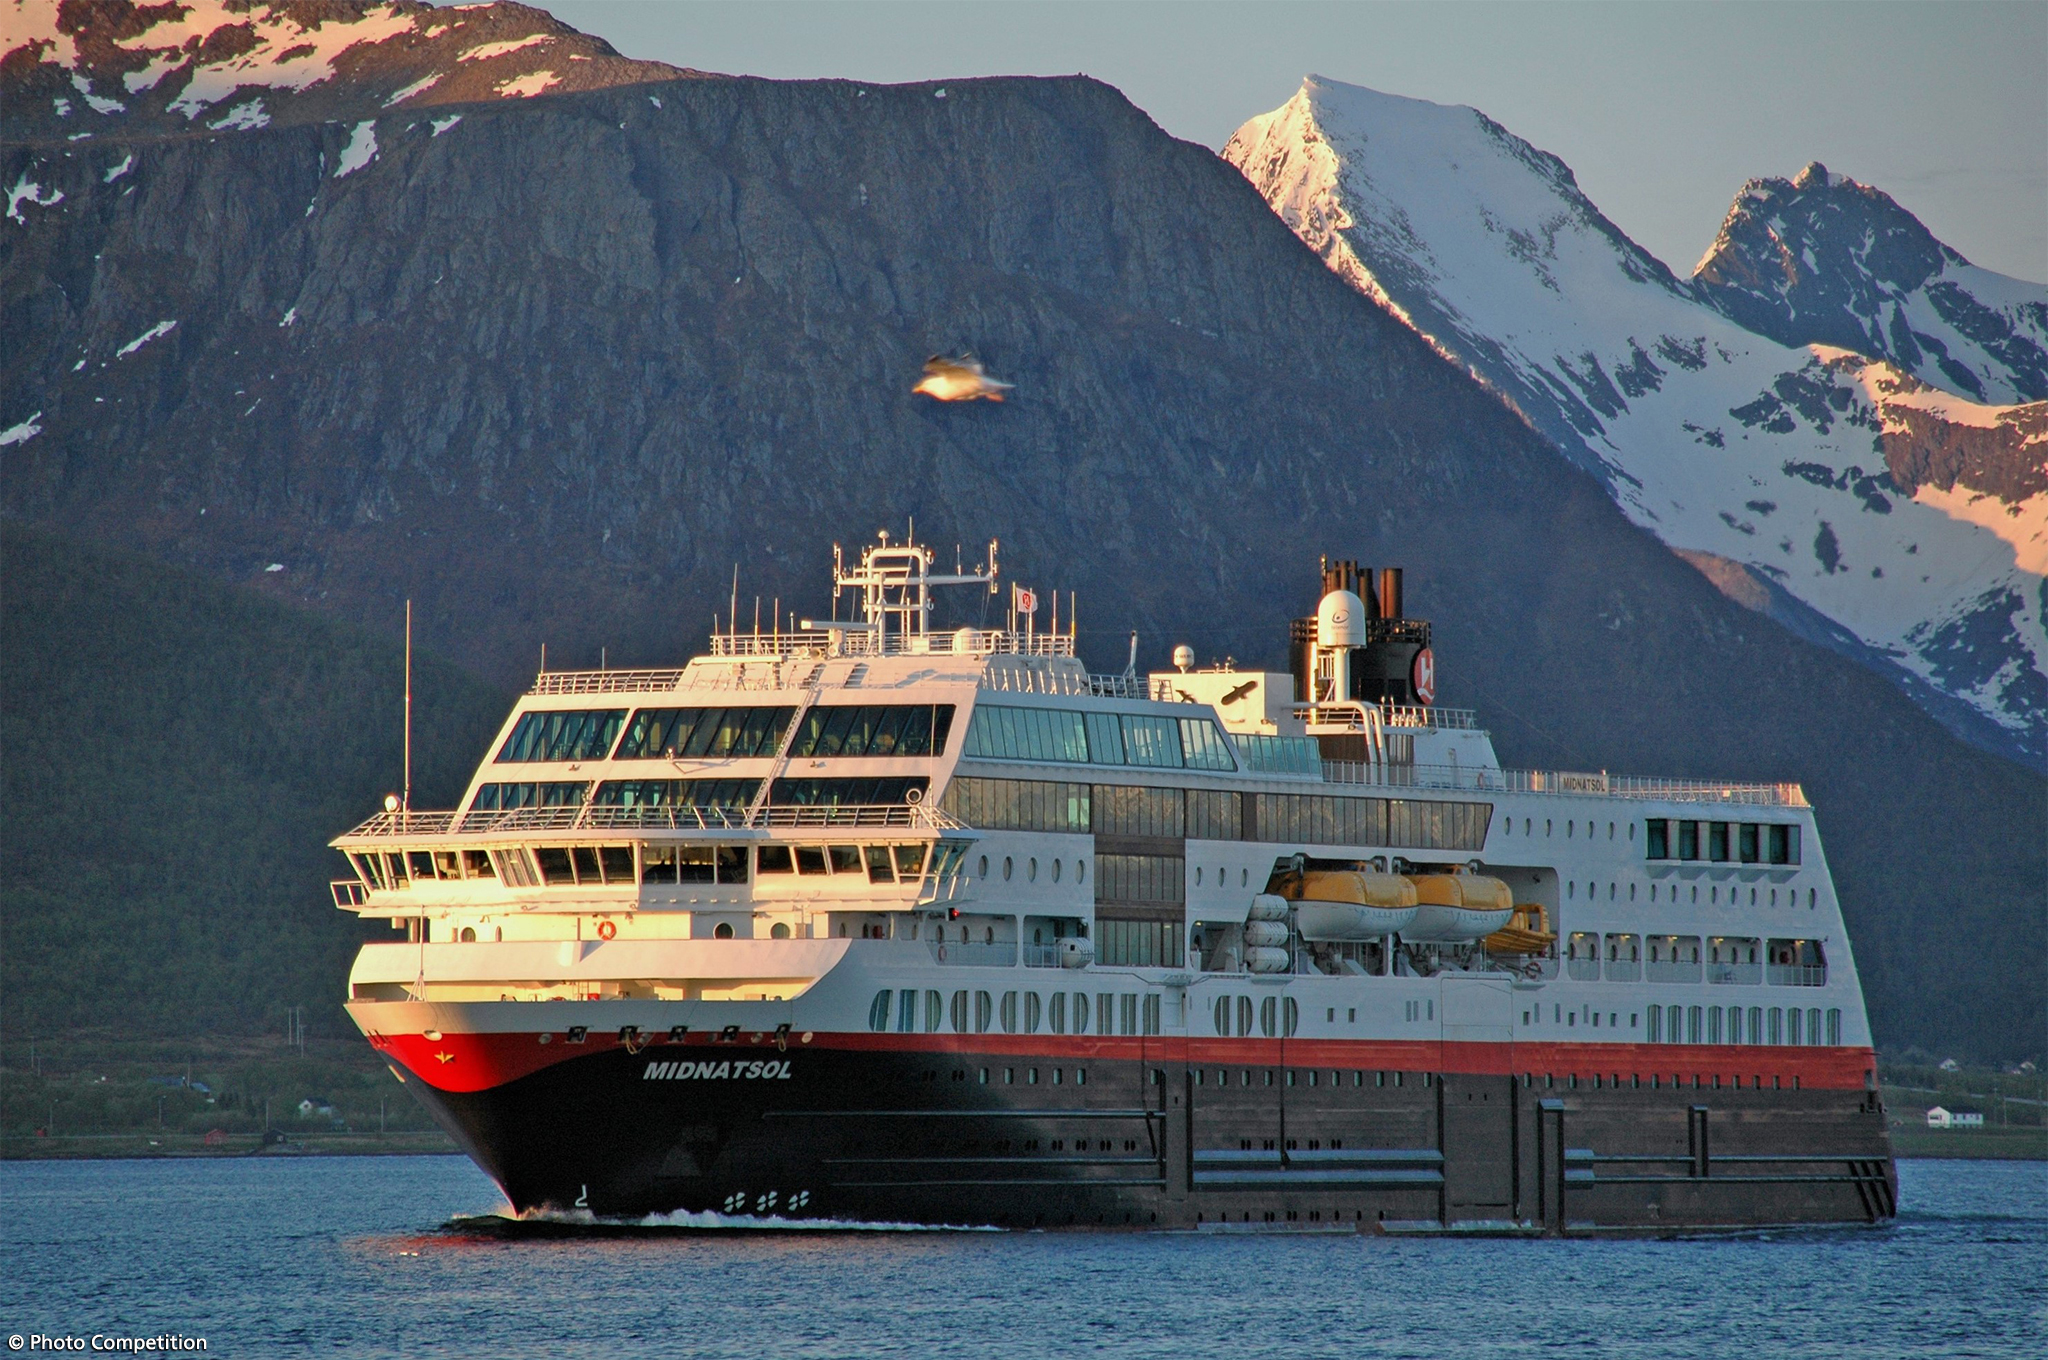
1280 870 1419 940
1402 874 1514 941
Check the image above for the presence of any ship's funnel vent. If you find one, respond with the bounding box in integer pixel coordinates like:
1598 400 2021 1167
1290 557 1432 708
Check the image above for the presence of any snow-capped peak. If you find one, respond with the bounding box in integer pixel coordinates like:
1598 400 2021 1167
1225 77 2047 770
1693 161 2048 404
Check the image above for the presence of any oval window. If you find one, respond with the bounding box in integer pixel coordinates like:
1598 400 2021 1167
1053 859 1063 883
1028 857 1037 882
977 855 989 879
1078 859 1087 885
771 922 791 939
1194 866 1203 887
714 921 735 939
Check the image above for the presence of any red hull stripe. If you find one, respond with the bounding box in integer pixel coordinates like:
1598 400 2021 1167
370 1029 1876 1095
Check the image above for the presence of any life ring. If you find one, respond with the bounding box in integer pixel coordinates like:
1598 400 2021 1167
597 921 617 941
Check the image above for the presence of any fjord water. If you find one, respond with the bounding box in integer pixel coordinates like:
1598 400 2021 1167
1 1157 2038 1357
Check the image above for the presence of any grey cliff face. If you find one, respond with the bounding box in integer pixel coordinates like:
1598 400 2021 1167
0 70 2040 1056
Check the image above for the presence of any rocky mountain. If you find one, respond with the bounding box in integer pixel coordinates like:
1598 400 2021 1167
1 0 689 143
1224 77 2047 771
1 9 2041 1059
1694 162 2048 405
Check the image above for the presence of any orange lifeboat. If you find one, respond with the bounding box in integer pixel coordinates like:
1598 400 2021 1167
1278 869 1419 939
1401 874 1514 942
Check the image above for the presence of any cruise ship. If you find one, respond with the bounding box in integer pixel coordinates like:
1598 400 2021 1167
333 536 1896 1232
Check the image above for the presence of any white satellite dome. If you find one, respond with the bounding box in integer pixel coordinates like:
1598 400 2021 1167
1316 589 1367 647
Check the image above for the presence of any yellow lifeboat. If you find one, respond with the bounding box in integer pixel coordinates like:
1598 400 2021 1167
1401 873 1515 942
1484 904 1557 955
1278 869 1419 940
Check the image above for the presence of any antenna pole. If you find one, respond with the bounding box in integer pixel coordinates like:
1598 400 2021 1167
403 599 413 814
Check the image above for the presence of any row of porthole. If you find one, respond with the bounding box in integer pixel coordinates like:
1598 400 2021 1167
1502 818 1631 840
1566 881 1818 908
978 855 1087 884
1193 867 1252 888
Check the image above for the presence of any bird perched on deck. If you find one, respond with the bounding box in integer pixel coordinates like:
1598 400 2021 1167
913 354 1013 402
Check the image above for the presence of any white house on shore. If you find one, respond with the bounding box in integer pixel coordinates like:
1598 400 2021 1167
1926 1106 1986 1129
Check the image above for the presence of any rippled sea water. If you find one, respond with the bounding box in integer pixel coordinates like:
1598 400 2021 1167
1 1156 2041 1358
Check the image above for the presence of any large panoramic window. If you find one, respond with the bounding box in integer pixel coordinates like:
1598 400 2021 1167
612 706 795 760
495 709 626 763
785 704 955 758
469 781 589 811
961 705 1238 773
768 777 931 806
591 779 759 808
939 778 1091 833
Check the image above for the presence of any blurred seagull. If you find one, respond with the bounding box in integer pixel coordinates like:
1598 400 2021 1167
914 354 1013 402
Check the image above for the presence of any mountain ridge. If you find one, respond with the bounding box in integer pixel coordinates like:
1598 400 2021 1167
1223 77 2047 772
1693 161 2048 405
1 0 693 144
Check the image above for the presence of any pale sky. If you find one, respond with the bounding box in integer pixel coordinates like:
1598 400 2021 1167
547 0 2047 284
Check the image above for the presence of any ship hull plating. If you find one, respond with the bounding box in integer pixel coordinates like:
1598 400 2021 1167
391 1036 1897 1232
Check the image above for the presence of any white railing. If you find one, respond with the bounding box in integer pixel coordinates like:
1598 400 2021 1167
980 666 1143 697
1285 701 1481 732
711 627 1075 660
529 669 686 695
1320 762 1807 806
340 800 966 840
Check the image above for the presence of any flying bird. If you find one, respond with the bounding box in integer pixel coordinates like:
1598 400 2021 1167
913 354 1013 402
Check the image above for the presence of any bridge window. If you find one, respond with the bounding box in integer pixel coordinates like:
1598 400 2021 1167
869 991 892 1032
591 779 758 809
1708 822 1730 862
757 845 795 875
470 781 590 812
1677 821 1700 860
1645 819 1668 859
614 706 795 760
496 709 627 764
1768 824 1800 865
769 777 930 806
787 704 955 758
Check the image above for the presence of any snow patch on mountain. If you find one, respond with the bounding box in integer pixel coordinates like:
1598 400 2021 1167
1225 77 2047 769
2 0 693 144
333 121 378 178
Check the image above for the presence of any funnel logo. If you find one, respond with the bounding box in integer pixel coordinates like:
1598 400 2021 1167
1411 647 1437 705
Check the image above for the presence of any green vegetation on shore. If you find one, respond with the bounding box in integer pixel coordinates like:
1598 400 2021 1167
0 1032 455 1157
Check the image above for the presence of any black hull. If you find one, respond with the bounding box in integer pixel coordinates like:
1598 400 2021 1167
403 1042 1898 1232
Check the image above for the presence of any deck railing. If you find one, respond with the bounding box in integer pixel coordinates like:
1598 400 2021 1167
1320 761 1807 806
340 800 965 840
529 669 686 695
709 627 1075 659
